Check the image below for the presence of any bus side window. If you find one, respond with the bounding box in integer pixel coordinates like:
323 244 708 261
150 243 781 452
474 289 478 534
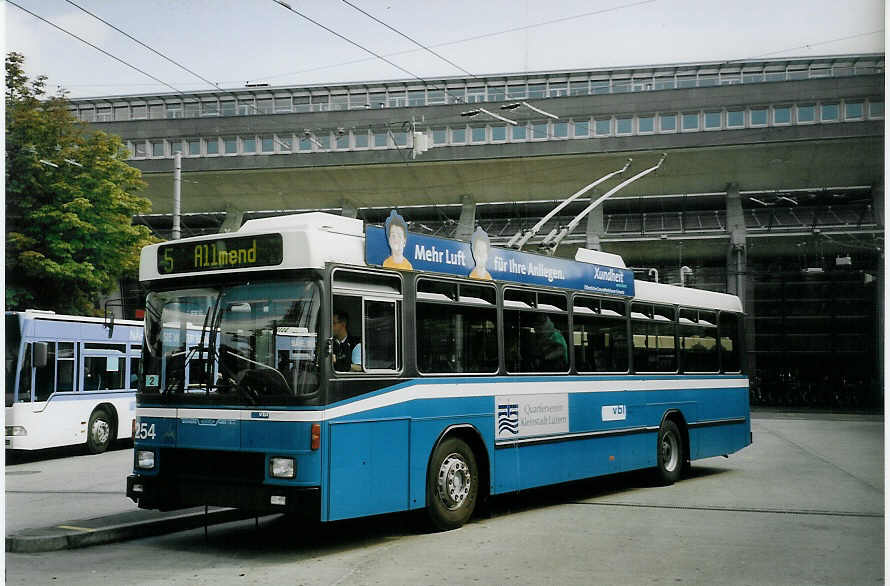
57 342 75 392
17 344 32 402
364 299 399 371
34 342 57 402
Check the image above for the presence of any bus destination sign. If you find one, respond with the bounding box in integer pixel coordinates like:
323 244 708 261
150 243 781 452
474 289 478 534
157 234 284 275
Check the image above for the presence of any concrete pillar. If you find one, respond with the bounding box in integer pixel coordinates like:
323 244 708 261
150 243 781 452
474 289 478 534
872 180 884 406
585 206 605 250
218 203 244 233
725 183 754 376
341 199 358 219
455 194 476 242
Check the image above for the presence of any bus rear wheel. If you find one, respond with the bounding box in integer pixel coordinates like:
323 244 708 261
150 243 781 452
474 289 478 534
426 437 478 531
655 419 683 485
87 409 113 454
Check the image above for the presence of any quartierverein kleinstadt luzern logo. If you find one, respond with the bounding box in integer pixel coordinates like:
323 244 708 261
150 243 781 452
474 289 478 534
497 403 519 435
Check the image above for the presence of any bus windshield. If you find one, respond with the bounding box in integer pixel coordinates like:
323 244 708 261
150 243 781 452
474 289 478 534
6 314 21 407
142 278 321 405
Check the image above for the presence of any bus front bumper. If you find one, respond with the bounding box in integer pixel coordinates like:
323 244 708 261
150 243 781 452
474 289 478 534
127 474 320 517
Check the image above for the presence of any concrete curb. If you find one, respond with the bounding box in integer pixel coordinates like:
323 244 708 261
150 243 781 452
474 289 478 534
7 507 256 553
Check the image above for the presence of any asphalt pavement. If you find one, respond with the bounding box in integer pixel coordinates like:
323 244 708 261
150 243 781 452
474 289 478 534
5 410 884 555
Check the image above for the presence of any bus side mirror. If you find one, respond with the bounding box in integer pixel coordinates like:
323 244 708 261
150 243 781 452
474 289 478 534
33 342 48 368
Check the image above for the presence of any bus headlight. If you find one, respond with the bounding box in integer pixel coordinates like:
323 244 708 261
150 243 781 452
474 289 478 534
136 450 155 469
269 457 296 479
6 426 27 436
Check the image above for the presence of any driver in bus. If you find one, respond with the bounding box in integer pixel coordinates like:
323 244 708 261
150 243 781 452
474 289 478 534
332 311 362 372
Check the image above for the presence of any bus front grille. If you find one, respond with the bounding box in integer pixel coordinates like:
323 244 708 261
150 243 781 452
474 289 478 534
160 448 265 483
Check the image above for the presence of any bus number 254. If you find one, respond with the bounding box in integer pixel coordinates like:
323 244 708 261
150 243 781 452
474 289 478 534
134 422 156 440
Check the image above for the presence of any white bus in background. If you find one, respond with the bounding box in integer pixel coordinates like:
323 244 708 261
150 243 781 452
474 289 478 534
6 310 143 453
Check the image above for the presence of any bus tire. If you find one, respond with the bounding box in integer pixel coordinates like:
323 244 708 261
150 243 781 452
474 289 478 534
87 409 113 454
426 437 478 531
655 419 683 485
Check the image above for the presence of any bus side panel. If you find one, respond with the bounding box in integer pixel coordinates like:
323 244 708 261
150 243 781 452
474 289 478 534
408 412 494 510
692 384 751 460
327 418 410 521
7 393 134 450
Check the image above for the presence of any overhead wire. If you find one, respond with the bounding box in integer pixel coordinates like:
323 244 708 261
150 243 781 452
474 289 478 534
62 0 220 90
255 0 656 83
6 0 185 94
339 0 477 79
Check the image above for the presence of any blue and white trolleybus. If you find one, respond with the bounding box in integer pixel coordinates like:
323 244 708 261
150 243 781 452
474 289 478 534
127 212 750 529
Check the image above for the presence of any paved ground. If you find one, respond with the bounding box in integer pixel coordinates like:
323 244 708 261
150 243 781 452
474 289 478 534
5 413 885 585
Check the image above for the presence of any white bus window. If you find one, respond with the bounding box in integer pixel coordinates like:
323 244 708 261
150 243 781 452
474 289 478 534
17 345 32 402
34 342 56 401
504 289 569 373
58 342 75 392
720 312 742 373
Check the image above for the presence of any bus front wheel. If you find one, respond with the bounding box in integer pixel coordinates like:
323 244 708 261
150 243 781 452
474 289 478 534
426 437 478 531
655 419 683 485
87 409 113 454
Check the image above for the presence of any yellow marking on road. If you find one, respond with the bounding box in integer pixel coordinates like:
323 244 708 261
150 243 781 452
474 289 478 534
56 525 95 532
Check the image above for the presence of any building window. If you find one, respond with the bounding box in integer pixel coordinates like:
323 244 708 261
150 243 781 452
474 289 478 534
169 140 185 155
868 100 884 118
387 90 407 108
261 136 275 153
742 72 764 83
184 102 199 118
487 85 505 102
206 138 219 155
638 115 654 134
548 82 568 97
349 93 368 109
96 107 112 121
821 103 839 121
471 126 487 143
616 116 632 135
467 87 485 103
527 83 546 99
242 137 256 153
844 101 864 120
704 111 721 129
797 104 815 123
553 122 569 138
224 137 238 154
188 139 201 156
773 105 791 125
573 121 589 137
132 141 146 158
392 130 408 147
316 134 331 150
201 102 218 117
427 90 446 105
491 125 507 141
451 127 466 144
336 132 349 149
114 106 129 121
152 141 165 157
79 108 95 122
511 124 527 141
277 135 292 152
220 100 236 116
612 79 631 93
432 128 447 145
531 121 548 139
653 77 675 90
293 96 310 113
274 97 292 113
507 84 526 99
591 80 610 95
131 105 147 119
659 113 677 132
750 107 768 126
698 75 717 87
331 95 349 111
681 112 699 131
255 99 273 114
374 130 388 147
299 136 314 151
354 131 369 148
594 118 611 136
727 109 745 127
237 99 254 115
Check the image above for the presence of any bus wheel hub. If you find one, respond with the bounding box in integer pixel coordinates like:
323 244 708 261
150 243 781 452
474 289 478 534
437 453 470 510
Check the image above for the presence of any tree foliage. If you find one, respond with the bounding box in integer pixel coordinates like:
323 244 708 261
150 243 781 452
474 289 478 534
6 52 156 314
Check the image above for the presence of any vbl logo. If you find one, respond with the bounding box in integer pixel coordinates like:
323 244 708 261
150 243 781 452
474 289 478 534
611 406 624 416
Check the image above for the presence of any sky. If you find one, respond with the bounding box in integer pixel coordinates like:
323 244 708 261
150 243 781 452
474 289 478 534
3 0 886 99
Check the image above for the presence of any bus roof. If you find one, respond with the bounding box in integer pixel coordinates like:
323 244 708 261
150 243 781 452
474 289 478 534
7 310 144 327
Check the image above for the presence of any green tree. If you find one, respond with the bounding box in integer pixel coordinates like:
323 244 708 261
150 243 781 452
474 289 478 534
6 52 156 314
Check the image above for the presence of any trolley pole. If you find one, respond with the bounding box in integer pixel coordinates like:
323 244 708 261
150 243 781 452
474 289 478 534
172 151 182 240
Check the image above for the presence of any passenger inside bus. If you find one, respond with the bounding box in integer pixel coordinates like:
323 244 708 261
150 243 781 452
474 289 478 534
332 310 362 372
530 314 568 371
